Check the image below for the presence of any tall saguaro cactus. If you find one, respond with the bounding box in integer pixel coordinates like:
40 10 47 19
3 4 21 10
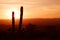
12 11 15 32
19 6 23 32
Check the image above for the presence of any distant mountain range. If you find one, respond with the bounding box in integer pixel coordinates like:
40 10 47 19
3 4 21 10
0 18 60 32
0 18 60 25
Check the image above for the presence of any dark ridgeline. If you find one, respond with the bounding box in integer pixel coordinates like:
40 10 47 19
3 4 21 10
12 11 15 32
18 6 23 32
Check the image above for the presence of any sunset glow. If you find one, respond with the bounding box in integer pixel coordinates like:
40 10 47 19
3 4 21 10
7 8 20 19
0 0 60 19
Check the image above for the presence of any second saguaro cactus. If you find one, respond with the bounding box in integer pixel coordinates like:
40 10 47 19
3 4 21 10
18 6 23 32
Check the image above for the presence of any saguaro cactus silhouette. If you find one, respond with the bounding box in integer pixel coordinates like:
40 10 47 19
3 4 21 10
12 11 15 32
18 6 23 32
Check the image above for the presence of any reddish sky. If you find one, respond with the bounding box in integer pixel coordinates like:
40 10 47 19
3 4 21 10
0 0 60 19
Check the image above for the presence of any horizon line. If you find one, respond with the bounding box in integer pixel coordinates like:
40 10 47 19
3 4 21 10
0 18 60 20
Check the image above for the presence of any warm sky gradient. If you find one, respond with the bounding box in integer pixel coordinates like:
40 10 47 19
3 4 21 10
0 0 60 19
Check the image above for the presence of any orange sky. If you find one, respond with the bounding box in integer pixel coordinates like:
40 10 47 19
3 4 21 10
0 0 60 19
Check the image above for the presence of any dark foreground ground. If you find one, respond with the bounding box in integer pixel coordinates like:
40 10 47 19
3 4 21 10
0 26 60 40
0 18 60 40
0 31 59 40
